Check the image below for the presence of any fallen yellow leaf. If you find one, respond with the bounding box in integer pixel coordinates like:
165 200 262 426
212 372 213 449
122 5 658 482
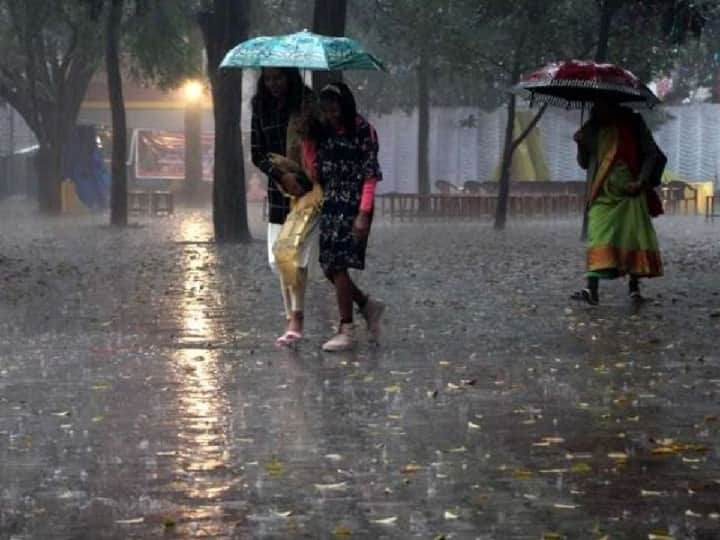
651 446 677 455
648 532 674 540
571 463 592 474
265 458 285 477
334 525 352 537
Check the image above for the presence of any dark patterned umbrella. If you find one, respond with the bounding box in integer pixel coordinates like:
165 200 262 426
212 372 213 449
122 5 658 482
515 60 660 109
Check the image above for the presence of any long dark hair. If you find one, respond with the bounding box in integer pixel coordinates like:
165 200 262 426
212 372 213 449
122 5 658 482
321 81 357 134
251 67 310 115
308 81 358 141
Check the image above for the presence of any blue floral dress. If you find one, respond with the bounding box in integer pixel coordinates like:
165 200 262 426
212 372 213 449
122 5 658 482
316 116 382 274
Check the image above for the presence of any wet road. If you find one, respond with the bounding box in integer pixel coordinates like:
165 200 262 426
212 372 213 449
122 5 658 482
1 203 719 539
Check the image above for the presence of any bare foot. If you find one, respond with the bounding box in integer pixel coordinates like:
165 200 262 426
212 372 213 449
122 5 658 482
287 312 303 335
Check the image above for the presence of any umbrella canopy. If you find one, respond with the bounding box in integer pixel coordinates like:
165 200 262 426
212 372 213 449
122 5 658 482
220 30 385 71
515 60 660 109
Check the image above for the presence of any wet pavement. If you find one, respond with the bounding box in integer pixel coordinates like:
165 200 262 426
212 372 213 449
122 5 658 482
1 201 719 539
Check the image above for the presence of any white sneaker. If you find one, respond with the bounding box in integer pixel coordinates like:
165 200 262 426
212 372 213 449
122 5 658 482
360 298 385 342
322 323 355 352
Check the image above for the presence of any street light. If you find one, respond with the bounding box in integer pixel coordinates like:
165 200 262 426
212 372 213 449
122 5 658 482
183 80 204 104
183 80 203 202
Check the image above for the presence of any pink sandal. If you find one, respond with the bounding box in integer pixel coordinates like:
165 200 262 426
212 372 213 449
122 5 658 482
276 331 303 347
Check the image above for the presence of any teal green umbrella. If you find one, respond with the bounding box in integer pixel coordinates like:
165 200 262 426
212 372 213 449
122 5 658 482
220 30 385 71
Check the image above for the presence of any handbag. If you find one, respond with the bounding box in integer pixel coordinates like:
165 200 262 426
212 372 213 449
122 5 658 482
646 188 664 218
268 152 313 194
634 113 667 188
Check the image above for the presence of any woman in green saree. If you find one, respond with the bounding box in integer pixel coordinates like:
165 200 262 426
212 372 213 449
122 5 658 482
572 101 664 305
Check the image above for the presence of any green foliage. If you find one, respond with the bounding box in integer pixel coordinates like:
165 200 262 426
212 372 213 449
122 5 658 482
346 0 720 111
348 0 480 112
120 0 202 90
233 0 720 110
663 10 720 102
0 0 102 131
249 0 313 35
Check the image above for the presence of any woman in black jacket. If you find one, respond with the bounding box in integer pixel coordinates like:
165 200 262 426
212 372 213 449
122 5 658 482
251 67 315 345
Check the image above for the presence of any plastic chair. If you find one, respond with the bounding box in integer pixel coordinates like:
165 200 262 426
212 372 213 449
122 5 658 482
435 180 461 195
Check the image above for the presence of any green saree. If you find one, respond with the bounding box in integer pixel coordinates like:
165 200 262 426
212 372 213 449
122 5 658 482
586 126 663 279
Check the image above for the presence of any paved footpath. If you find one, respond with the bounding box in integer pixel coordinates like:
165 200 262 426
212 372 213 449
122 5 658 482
1 202 719 539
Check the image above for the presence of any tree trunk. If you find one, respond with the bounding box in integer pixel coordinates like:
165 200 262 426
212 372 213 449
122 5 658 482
417 51 430 207
595 0 621 63
198 0 251 243
0 2 100 215
106 0 128 226
595 3 612 62
183 24 205 205
35 142 63 214
494 49 527 231
211 70 250 242
184 102 203 203
312 0 347 91
493 100 547 230
494 93 517 231
581 0 621 238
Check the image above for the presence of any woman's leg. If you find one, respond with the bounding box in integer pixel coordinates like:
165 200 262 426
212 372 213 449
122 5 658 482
279 278 292 321
332 270 354 323
322 269 357 351
325 270 383 339
345 275 384 340
571 275 599 305
270 223 299 342
286 269 307 333
276 275 304 345
325 271 368 310
350 278 369 310
587 276 599 301
628 275 642 298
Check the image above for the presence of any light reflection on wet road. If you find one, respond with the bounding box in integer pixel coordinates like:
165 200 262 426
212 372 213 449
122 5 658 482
1 208 719 539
